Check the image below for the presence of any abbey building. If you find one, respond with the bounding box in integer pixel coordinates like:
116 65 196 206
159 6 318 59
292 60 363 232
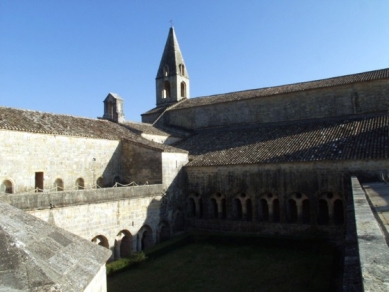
0 27 388 290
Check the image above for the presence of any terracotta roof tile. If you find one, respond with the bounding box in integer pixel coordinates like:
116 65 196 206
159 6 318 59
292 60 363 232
0 107 187 153
175 114 389 166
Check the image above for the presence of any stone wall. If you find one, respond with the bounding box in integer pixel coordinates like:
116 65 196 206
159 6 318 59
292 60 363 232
0 130 122 192
182 160 387 238
163 79 389 130
84 265 108 292
121 140 162 185
0 185 172 259
162 152 188 189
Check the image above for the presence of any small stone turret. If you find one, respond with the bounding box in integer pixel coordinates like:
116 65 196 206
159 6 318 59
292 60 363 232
155 27 190 107
102 93 125 123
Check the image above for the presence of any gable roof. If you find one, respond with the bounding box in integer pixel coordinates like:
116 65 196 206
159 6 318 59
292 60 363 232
104 92 123 101
168 68 389 111
175 113 389 166
0 202 111 291
0 107 187 153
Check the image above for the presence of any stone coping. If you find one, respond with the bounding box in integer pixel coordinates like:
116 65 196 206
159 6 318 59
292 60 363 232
351 177 389 291
0 202 111 291
0 184 164 211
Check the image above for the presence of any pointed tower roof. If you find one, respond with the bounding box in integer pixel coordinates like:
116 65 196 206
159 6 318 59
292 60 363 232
156 27 189 79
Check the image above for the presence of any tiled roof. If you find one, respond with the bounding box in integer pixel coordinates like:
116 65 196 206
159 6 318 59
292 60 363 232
175 114 389 166
122 121 173 136
169 68 389 111
0 107 187 153
123 121 192 138
142 106 168 115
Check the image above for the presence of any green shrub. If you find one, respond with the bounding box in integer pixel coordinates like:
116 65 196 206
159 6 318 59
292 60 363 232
106 252 146 276
106 234 191 276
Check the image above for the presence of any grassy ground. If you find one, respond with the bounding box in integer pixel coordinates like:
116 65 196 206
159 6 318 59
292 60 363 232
107 241 334 292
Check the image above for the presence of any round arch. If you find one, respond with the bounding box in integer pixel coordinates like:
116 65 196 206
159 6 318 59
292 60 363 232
139 225 153 251
91 235 109 249
76 177 84 190
54 178 64 191
114 230 133 259
158 221 171 243
1 179 14 194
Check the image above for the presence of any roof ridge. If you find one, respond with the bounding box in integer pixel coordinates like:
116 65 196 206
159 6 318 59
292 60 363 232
0 106 102 122
208 67 389 98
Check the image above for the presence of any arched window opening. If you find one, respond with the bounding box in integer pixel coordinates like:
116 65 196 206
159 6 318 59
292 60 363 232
302 199 310 224
273 199 280 222
210 198 218 219
114 230 132 259
159 222 171 243
259 199 269 221
163 81 171 99
54 178 64 191
198 198 204 218
1 180 13 194
76 178 84 190
140 226 153 251
163 65 169 76
91 235 109 249
288 199 298 223
334 199 344 225
96 177 103 188
174 211 185 233
318 200 329 225
187 198 196 218
180 81 186 98
246 199 253 221
221 198 227 219
179 64 185 75
233 198 243 220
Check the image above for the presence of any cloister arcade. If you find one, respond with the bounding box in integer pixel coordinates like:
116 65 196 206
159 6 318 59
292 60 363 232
186 191 344 225
90 221 173 261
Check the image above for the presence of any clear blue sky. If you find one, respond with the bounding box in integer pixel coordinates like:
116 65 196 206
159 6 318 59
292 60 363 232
1 1 388 122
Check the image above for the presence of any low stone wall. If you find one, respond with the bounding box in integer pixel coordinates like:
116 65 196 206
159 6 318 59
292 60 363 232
0 185 163 210
0 185 168 260
349 177 389 291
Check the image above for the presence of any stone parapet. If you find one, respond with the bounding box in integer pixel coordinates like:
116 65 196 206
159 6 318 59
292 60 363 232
350 177 389 291
0 184 164 211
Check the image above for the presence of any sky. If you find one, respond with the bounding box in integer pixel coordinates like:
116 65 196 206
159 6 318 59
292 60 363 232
1 1 388 122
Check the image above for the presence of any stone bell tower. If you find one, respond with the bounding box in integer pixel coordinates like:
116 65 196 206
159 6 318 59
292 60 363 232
155 27 190 107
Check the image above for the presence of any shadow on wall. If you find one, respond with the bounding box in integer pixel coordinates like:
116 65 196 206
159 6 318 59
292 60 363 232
99 143 124 188
135 166 188 253
89 166 187 261
180 166 352 238
100 140 163 189
138 166 188 252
